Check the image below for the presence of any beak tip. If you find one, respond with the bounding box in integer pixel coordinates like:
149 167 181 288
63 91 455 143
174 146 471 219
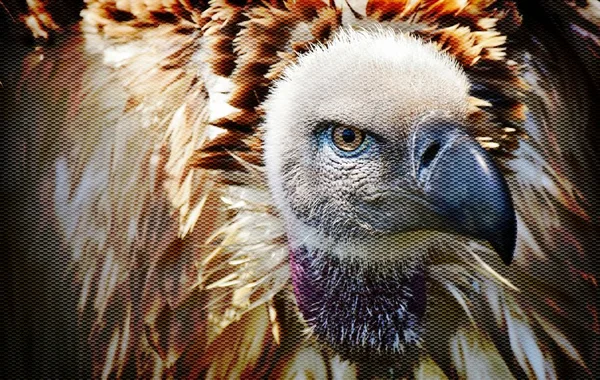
487 211 517 265
493 238 516 265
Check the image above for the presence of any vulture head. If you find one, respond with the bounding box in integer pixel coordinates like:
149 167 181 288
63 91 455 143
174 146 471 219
263 29 517 363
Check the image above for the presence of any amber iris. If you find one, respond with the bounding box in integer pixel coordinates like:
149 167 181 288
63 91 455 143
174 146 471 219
332 126 365 152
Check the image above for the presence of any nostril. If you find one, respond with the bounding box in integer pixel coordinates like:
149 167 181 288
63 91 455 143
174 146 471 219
417 141 441 182
421 141 441 169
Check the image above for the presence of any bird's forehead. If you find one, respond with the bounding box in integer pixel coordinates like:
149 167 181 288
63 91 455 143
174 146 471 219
280 29 470 136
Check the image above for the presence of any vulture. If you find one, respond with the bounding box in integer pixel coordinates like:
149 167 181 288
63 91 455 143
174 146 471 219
2 0 600 378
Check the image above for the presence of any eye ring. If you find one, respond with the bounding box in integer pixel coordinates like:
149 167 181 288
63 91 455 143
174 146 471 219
331 125 366 152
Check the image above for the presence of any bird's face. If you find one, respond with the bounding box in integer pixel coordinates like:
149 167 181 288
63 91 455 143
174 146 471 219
263 29 516 362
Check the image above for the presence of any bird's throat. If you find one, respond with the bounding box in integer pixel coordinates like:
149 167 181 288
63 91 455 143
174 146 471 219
289 245 427 362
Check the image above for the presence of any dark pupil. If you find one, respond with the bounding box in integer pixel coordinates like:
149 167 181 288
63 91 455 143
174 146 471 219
341 128 356 143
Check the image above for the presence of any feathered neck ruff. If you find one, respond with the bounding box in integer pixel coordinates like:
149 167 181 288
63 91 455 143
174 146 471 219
192 0 528 173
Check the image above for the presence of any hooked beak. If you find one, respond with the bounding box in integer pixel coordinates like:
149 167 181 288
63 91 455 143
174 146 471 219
412 117 517 264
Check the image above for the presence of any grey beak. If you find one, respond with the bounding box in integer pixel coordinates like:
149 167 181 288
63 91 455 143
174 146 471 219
413 118 516 265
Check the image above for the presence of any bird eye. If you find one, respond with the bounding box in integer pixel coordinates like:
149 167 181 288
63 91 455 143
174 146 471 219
331 125 366 152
